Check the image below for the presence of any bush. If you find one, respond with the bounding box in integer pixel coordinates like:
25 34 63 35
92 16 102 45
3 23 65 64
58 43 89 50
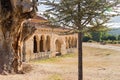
112 41 118 44
105 40 112 44
88 40 94 43
105 40 118 44
118 35 120 40
82 36 91 42
107 35 117 41
101 35 117 41
118 41 120 44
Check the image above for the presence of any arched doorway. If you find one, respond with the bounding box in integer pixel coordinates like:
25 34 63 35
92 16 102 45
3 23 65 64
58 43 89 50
72 37 75 48
40 35 45 52
33 36 37 53
75 38 77 48
71 37 73 48
65 37 69 49
73 37 76 48
46 36 50 52
68 37 72 48
55 39 62 56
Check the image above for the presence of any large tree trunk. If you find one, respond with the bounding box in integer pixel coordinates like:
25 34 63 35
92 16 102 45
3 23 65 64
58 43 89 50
0 38 14 74
0 32 22 74
0 0 37 74
78 32 83 80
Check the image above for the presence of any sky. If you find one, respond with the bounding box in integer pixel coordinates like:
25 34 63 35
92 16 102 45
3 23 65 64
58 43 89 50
37 4 47 12
107 16 120 28
37 2 120 28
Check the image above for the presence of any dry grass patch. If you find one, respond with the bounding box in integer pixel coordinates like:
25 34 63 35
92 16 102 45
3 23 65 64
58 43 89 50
30 53 77 64
47 74 63 80
83 46 120 80
83 46 119 57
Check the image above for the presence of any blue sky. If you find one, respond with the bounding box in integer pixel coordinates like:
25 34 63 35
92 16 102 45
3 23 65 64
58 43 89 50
37 4 47 12
107 16 120 28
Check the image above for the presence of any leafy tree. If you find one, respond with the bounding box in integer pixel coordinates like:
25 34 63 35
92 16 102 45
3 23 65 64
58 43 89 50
40 0 119 79
100 31 108 41
91 31 101 42
0 0 38 74
118 35 120 40
107 35 117 41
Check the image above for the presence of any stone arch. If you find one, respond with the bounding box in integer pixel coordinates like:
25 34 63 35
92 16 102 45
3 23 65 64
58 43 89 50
68 37 70 48
73 37 76 48
46 35 50 52
71 37 74 48
55 39 62 55
75 38 77 48
40 35 45 52
65 37 69 49
33 35 39 53
68 37 72 48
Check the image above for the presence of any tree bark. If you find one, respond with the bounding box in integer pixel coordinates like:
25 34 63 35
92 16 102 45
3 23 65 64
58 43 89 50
0 32 22 74
0 0 37 74
78 32 83 80
0 38 14 74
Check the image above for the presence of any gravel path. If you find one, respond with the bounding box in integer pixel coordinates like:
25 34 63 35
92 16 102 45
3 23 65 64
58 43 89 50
83 43 120 51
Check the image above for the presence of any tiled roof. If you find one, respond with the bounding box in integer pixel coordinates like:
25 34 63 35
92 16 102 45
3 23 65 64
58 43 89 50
30 15 48 23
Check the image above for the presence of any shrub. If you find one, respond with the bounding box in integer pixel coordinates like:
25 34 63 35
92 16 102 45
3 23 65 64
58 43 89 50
118 41 120 44
112 41 118 44
82 36 91 42
105 40 118 44
105 40 112 44
88 40 94 43
118 35 120 40
107 35 117 41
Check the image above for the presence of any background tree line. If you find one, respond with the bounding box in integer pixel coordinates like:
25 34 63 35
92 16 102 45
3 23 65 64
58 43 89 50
83 30 120 44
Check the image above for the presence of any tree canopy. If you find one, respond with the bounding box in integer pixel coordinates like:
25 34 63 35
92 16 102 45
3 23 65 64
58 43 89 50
40 0 119 33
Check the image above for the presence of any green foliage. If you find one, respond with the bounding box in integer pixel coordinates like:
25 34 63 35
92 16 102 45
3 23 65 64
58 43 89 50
91 32 101 42
84 31 118 43
105 40 118 44
105 40 113 44
101 35 116 41
107 35 117 41
118 41 120 44
40 0 119 33
118 35 120 40
82 36 91 42
88 40 94 43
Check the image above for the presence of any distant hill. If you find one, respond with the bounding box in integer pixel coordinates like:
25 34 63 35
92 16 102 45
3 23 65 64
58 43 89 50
108 28 120 36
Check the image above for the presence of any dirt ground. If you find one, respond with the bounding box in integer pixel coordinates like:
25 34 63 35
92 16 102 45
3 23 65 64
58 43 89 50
83 43 120 80
0 53 78 80
0 43 120 80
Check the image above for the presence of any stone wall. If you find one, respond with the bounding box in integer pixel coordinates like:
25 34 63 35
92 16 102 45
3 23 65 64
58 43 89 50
24 27 78 61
